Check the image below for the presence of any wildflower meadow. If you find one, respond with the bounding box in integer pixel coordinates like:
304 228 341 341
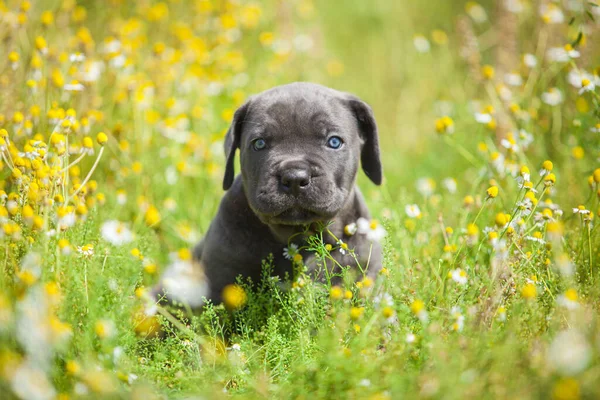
1 0 600 398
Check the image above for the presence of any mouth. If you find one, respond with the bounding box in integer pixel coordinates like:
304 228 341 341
267 207 325 226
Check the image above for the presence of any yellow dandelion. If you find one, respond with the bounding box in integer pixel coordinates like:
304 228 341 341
486 186 499 199
481 65 495 80
350 307 364 320
521 283 537 299
222 284 247 309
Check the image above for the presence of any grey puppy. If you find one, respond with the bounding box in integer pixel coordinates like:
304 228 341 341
155 82 383 307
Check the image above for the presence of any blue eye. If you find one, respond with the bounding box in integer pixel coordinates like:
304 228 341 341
327 136 343 149
253 138 267 151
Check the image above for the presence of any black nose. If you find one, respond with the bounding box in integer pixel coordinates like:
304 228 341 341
280 168 311 194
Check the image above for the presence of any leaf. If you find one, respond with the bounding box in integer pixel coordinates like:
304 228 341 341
568 16 576 25
586 10 595 21
572 31 583 47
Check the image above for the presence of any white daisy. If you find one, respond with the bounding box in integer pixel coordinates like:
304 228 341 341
416 178 435 197
540 3 564 24
63 81 85 92
11 360 56 400
557 289 579 310
283 243 299 260
69 53 86 62
579 79 596 95
466 3 488 23
344 222 358 236
523 53 537 68
442 178 457 193
101 220 134 246
413 35 430 53
336 240 349 255
450 306 465 331
373 292 394 308
505 0 524 14
356 218 386 242
405 204 422 218
541 88 563 106
77 244 94 257
160 259 208 308
546 47 573 62
474 112 493 124
58 212 76 230
496 306 507 322
504 72 523 86
451 268 468 285
547 330 591 376
573 207 590 215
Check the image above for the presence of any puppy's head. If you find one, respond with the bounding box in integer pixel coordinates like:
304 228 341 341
223 82 382 226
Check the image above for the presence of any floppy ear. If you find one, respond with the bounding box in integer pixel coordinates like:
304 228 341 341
347 96 383 185
223 100 251 190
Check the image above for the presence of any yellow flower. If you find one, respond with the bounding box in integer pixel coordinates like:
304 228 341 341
8 51 19 63
17 270 38 286
431 29 448 45
259 31 275 46
35 36 48 52
143 263 157 275
96 132 108 145
552 378 580 400
564 288 578 302
382 306 395 319
40 10 54 26
130 248 143 260
410 299 425 315
361 277 373 288
178 248 191 261
443 244 457 253
463 195 475 207
521 283 537 299
330 286 343 300
134 287 146 298
435 116 454 134
65 360 81 376
222 284 247 309
546 221 564 238
95 319 115 339
544 173 556 186
486 186 499 198
495 213 508 227
144 206 161 227
592 168 600 184
350 307 364 320
571 146 584 160
481 65 495 80
466 223 479 237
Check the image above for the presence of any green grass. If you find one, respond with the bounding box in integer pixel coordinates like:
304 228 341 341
1 0 600 399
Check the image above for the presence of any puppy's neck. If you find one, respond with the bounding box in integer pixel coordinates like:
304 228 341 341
267 224 313 244
267 188 359 245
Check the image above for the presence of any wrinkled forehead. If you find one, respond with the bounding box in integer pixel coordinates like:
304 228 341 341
244 91 355 134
